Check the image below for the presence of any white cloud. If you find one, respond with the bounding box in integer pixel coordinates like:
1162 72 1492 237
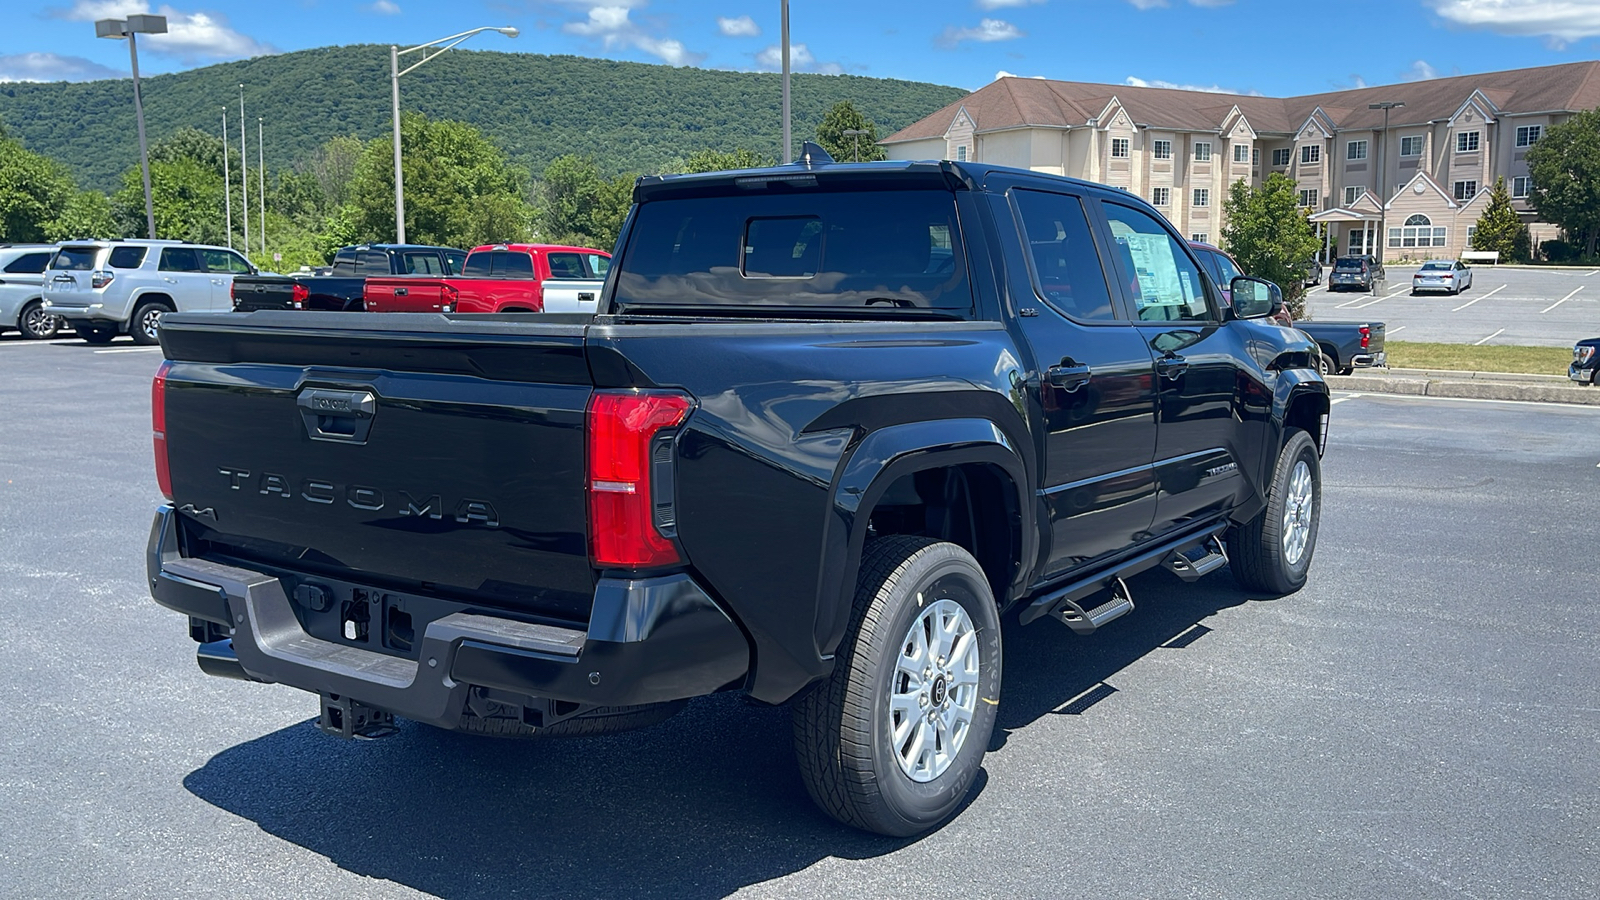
938 18 1024 46
978 0 1044 8
994 70 1046 80
367 0 401 13
0 52 123 82
562 3 704 66
1126 0 1237 7
1124 75 1260 95
1432 0 1600 47
53 1 274 62
1401 59 1440 80
754 42 844 74
717 15 759 37
1125 0 1168 8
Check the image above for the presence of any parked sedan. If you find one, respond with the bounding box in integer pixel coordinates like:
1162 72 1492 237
1411 259 1473 295
1303 258 1323 287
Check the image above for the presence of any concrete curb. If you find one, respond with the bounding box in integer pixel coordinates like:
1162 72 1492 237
1326 371 1600 405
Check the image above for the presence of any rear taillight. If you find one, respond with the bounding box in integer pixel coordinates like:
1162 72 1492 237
1441 274 1454 279
152 360 173 501
91 270 114 289
443 284 459 313
587 390 692 568
292 283 309 309
1359 325 1371 350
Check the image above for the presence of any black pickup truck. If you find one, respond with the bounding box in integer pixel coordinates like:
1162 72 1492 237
146 153 1330 837
230 243 466 312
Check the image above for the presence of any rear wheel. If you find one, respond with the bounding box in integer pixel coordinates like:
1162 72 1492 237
73 322 116 344
1228 429 1321 596
17 301 58 339
793 535 1002 837
130 300 172 345
1317 354 1333 376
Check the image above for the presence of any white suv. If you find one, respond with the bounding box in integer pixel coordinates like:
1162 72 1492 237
0 244 62 340
41 240 257 344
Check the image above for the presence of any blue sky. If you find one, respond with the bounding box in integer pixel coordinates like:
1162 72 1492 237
4 0 1600 96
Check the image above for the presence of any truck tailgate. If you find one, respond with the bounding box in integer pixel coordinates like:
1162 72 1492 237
231 276 299 312
158 311 596 622
363 277 452 312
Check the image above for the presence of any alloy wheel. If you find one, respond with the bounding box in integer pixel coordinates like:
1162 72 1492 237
1282 460 1315 565
889 596 980 783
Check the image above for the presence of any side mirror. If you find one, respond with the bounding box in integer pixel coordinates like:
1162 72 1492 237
1230 276 1283 320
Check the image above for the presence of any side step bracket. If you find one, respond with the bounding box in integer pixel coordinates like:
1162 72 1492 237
1018 520 1230 627
1054 577 1133 635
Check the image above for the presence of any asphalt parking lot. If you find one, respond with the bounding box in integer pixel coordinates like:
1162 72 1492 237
1306 264 1597 347
2 340 1596 899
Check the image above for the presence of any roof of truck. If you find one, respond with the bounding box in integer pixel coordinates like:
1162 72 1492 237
467 243 610 255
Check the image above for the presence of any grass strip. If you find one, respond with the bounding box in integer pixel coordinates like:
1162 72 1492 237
1385 341 1573 375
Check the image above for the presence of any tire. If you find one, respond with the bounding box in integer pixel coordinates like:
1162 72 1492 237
17 301 58 340
455 700 686 738
793 535 1002 837
1317 354 1333 376
130 300 172 345
1228 429 1321 596
73 323 116 344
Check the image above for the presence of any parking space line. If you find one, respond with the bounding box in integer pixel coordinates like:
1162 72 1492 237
1451 284 1505 311
1330 393 1363 404
1345 288 1406 309
1541 286 1583 313
1473 328 1506 345
1585 270 1599 277
1387 326 1405 335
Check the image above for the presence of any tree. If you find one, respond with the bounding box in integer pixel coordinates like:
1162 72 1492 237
345 113 534 248
111 154 227 242
1220 173 1322 319
1526 107 1600 257
46 190 116 241
305 135 364 213
815 100 888 162
1470 177 1531 262
0 130 78 242
679 148 772 173
534 154 634 251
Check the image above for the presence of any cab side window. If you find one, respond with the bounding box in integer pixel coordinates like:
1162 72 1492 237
4 252 52 274
1010 189 1116 321
158 248 204 273
201 249 252 274
1102 203 1216 323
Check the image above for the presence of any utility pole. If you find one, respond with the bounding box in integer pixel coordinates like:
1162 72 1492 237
221 107 232 248
843 128 868 162
95 15 166 239
240 84 249 254
781 0 791 163
1368 100 1405 264
258 117 265 255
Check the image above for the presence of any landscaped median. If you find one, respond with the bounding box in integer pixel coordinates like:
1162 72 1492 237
1320 341 1597 405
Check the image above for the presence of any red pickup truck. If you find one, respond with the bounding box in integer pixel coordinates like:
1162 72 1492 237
364 243 610 313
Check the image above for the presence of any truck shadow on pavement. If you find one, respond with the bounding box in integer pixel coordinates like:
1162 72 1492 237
183 570 1259 899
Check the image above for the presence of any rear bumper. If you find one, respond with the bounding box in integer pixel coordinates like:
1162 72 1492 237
1351 351 1386 368
146 506 749 727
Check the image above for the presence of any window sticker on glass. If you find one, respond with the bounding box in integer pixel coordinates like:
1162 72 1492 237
1114 229 1186 310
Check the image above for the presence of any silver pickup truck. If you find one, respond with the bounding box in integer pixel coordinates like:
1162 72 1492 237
538 278 606 314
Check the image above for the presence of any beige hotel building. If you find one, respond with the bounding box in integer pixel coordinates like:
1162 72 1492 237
882 61 1600 262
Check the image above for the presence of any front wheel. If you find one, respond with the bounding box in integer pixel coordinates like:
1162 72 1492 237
17 301 59 339
793 536 1002 837
130 300 172 345
1228 429 1321 596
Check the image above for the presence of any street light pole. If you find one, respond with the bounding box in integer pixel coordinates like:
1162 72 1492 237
842 128 868 162
96 15 166 239
781 0 791 164
391 26 519 244
240 85 249 254
1368 100 1405 263
221 107 232 248
258 117 266 255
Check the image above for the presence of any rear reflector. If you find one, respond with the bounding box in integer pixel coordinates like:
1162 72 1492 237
152 360 173 501
587 390 691 568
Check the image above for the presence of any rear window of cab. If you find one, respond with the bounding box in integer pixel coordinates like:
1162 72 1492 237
51 246 101 270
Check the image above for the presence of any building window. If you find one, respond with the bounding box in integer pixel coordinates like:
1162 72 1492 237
1467 225 1478 245
1400 135 1424 157
1298 188 1319 209
955 145 967 162
1513 175 1532 198
1454 180 1478 201
1111 138 1130 158
1152 187 1171 206
1456 131 1480 153
1253 148 1260 166
1389 214 1448 248
1516 125 1542 147
1153 139 1172 160
1344 186 1366 206
1192 188 1210 207
1194 142 1212 161
1272 148 1291 166
1191 233 1208 244
1233 144 1249 163
1347 140 1368 161
1300 145 1321 164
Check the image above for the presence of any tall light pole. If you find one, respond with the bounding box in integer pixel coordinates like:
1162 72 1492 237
391 26 519 244
781 0 791 163
842 128 868 162
239 85 249 254
96 15 166 239
221 107 232 248
258 117 266 255
1368 100 1404 263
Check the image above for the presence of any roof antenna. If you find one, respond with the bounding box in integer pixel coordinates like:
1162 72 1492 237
796 141 834 167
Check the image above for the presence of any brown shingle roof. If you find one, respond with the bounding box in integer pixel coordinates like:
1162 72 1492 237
881 60 1600 144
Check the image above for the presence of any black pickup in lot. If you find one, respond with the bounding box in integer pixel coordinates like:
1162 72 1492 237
148 149 1330 836
230 243 465 312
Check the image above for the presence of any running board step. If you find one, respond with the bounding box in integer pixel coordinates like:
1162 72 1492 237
1018 520 1230 626
1053 577 1133 635
1163 535 1229 582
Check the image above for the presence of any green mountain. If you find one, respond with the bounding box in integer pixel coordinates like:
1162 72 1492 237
0 45 966 192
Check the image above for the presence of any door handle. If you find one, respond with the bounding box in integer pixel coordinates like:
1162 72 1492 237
578 292 595 304
163 277 178 284
394 287 408 297
1156 356 1189 380
1046 363 1092 393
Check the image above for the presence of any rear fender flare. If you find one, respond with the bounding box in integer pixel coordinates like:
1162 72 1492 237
813 418 1032 662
